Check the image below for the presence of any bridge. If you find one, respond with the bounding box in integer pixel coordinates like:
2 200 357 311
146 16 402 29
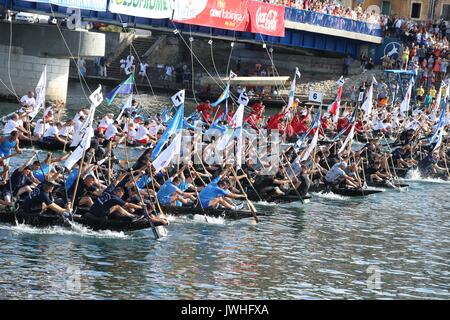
1 0 383 58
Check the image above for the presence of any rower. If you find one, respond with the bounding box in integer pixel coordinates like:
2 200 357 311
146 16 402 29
324 160 359 189
97 113 114 135
0 160 12 208
59 119 74 140
67 175 102 208
9 162 40 199
0 130 21 164
33 118 50 139
19 181 71 217
19 91 36 113
43 122 66 144
3 113 29 139
365 159 390 183
88 172 143 221
157 168 196 206
134 120 156 145
198 168 246 210
418 151 447 176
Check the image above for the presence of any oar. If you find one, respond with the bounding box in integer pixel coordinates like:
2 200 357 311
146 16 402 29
230 166 259 223
280 153 304 204
187 165 208 223
128 168 160 240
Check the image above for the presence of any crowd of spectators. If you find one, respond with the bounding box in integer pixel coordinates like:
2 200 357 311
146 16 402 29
260 0 383 25
382 17 449 92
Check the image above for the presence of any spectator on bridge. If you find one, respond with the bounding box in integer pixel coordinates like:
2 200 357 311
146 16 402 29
139 62 149 82
342 55 351 76
99 56 107 78
78 58 86 77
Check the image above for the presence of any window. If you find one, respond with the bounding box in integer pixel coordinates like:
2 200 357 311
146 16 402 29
442 4 450 21
411 2 422 19
381 1 391 16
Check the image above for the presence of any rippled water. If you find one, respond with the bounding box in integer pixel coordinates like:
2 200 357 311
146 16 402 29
0 85 449 299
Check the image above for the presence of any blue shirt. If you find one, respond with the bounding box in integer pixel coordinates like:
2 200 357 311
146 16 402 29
136 174 152 190
65 168 79 191
33 163 52 182
157 179 181 205
198 176 230 208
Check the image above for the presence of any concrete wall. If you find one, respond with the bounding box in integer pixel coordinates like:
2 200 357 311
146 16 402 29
0 21 105 58
0 44 69 101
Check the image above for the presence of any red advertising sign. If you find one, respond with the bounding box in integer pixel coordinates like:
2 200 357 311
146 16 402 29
174 0 250 32
247 1 285 37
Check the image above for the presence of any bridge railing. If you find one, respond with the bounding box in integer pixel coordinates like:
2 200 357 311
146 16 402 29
285 7 383 38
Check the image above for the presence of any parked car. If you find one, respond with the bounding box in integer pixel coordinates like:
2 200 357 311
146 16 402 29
15 12 39 23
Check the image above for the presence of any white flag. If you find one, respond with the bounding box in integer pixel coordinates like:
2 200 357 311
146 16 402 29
338 123 355 154
117 94 133 121
237 89 249 106
152 133 182 173
217 104 245 151
400 79 414 116
65 125 94 170
89 85 103 107
301 128 319 161
287 67 300 110
229 70 238 80
31 66 47 120
171 89 185 107
361 82 374 119
71 103 96 147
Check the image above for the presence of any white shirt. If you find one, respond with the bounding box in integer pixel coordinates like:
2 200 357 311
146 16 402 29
325 162 347 183
33 119 49 137
43 125 59 138
135 126 149 140
140 63 149 73
4 119 18 135
20 95 36 108
148 123 160 136
99 117 113 128
104 124 117 140
74 119 84 134
59 125 73 137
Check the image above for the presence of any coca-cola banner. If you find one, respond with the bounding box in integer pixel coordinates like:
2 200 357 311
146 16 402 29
247 1 285 37
174 0 250 32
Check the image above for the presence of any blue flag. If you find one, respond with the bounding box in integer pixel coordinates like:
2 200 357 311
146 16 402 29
151 104 184 160
105 74 134 105
210 82 229 107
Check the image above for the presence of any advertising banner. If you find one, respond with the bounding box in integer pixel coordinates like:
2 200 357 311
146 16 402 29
247 1 285 37
174 0 249 32
108 0 174 19
23 0 107 11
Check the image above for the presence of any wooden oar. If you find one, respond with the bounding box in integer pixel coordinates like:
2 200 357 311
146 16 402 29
230 166 259 223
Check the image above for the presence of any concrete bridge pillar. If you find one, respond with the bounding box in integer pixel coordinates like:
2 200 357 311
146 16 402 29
0 22 105 103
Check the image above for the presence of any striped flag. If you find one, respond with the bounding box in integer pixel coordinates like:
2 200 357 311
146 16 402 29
105 74 134 105
328 76 345 122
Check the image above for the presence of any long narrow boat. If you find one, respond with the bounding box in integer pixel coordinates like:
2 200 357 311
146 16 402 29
0 209 164 232
160 205 262 220
246 191 312 204
310 185 384 196
19 137 68 151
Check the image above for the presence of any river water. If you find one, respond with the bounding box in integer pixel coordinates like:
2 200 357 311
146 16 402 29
0 85 449 299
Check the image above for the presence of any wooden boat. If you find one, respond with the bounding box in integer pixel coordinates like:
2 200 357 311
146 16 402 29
0 209 164 232
160 205 262 220
19 137 68 151
310 185 384 196
246 190 312 204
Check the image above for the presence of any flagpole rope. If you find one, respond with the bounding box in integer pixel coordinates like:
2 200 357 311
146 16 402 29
209 28 226 86
117 14 161 108
7 17 19 101
189 26 199 105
